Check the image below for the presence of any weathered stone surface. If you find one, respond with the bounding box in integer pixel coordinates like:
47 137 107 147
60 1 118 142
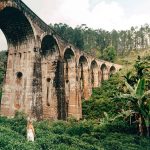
0 0 122 120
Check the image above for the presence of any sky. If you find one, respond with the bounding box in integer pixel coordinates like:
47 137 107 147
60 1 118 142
1 0 150 50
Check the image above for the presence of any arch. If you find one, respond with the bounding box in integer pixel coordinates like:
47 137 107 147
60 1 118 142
63 47 79 118
0 7 35 47
0 6 36 118
101 63 108 81
63 48 75 84
79 55 89 99
41 35 60 56
91 60 98 69
40 35 61 119
101 63 107 70
90 60 99 87
79 55 88 66
109 66 116 76
64 48 75 61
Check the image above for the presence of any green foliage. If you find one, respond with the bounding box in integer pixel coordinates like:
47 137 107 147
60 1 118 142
0 50 7 102
0 115 150 150
102 46 117 62
0 89 2 104
120 58 150 136
50 23 150 57
82 74 124 119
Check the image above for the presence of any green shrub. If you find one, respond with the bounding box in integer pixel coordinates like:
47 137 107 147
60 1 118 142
0 116 150 150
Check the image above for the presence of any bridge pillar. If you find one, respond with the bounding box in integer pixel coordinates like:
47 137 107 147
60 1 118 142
1 44 42 119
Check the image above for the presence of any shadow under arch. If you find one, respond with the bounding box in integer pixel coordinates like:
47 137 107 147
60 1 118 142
64 48 75 89
64 47 75 61
79 55 89 99
101 63 108 81
109 66 116 76
40 35 65 120
63 47 81 119
90 60 99 88
41 35 60 56
0 7 35 47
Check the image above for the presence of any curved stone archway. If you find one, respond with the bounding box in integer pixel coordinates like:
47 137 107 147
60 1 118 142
101 63 108 81
90 60 99 88
109 66 116 76
63 48 81 119
40 34 64 120
0 7 35 47
0 6 36 117
41 35 60 56
79 55 89 99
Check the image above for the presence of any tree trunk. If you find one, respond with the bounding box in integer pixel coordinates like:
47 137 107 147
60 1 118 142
146 126 149 137
144 117 150 137
139 115 143 136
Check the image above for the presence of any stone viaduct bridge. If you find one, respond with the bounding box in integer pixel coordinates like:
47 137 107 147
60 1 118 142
0 0 122 120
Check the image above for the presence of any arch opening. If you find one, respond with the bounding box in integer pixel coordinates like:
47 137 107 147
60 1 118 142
79 56 88 66
79 56 88 99
0 30 8 50
0 7 34 47
0 6 36 118
64 48 75 61
110 66 116 76
90 60 98 87
101 64 108 81
64 48 75 88
41 35 59 56
41 36 61 119
63 48 79 118
64 48 75 82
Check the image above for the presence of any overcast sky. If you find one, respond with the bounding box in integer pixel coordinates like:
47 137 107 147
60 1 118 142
1 0 150 50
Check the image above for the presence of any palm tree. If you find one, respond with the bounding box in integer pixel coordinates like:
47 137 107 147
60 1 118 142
122 78 150 136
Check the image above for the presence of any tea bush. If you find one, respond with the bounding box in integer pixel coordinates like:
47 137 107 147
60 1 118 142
0 115 150 150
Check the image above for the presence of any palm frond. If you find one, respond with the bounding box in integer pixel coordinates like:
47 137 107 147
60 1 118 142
125 81 135 95
135 78 145 98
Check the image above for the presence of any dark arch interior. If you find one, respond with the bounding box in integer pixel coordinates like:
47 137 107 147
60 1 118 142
90 60 98 86
91 60 98 69
79 56 88 66
110 66 116 74
101 64 107 70
41 35 59 56
64 48 74 60
0 7 34 46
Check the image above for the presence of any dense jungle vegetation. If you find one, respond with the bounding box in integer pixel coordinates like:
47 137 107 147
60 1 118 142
1 24 150 149
0 50 7 101
50 23 150 60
